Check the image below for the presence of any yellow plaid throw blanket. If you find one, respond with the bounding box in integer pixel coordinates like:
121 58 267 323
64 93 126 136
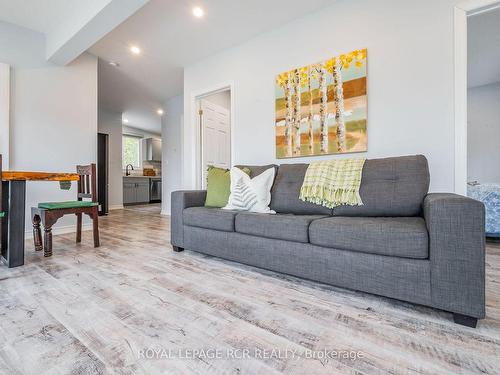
299 158 366 208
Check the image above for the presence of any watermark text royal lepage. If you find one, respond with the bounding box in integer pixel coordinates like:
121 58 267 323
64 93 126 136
138 347 364 361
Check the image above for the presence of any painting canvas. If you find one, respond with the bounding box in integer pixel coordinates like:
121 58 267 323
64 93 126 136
275 48 367 158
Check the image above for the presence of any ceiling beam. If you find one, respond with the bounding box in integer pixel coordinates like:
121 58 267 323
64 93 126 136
47 0 149 66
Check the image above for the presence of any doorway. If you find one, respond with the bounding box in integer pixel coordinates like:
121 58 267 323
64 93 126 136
464 5 500 238
467 8 500 185
454 0 500 195
97 133 109 215
195 88 232 189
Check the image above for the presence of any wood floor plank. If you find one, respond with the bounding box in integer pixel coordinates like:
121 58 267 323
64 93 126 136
0 204 499 374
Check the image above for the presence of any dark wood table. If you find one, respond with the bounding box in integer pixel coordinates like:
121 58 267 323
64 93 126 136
1 171 80 268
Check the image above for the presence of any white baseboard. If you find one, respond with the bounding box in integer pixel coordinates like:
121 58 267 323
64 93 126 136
109 205 124 210
25 223 92 239
160 210 170 216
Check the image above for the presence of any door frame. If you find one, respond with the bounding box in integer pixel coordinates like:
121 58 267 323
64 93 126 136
190 82 234 189
198 98 231 189
454 0 500 195
97 132 109 215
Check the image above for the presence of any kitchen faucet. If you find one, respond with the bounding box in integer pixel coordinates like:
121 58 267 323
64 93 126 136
125 164 134 176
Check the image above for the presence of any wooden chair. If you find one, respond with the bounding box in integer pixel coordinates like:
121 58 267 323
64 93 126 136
31 164 100 257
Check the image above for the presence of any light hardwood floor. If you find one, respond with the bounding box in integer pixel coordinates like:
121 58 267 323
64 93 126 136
1 205 499 374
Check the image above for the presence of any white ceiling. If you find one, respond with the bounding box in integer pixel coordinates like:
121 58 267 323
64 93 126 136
89 0 336 131
0 0 148 65
1 0 337 133
98 58 163 133
468 7 500 88
0 0 107 34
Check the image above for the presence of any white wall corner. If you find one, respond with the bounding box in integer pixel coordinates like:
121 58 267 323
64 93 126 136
161 94 184 215
0 63 10 169
454 5 468 196
458 0 500 14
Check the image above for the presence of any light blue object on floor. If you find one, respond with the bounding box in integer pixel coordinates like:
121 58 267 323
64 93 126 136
468 183 500 237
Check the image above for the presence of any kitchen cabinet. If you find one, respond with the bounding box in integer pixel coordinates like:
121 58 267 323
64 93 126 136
123 177 150 205
123 181 136 205
136 180 150 203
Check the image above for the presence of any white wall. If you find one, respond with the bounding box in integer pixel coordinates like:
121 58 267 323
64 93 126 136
161 95 183 215
0 63 9 169
10 53 98 232
0 21 49 68
1 20 50 170
1 21 98 232
184 0 460 192
467 82 500 183
122 125 160 139
98 109 123 209
467 7 500 88
0 22 97 231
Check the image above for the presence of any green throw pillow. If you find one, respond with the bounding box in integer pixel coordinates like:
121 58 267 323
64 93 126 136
205 166 250 208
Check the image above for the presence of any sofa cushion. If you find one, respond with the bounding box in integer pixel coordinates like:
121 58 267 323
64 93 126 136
183 207 239 232
333 155 430 217
235 212 327 243
270 164 333 215
309 216 429 259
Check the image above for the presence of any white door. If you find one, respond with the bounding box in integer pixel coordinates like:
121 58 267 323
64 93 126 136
200 99 231 188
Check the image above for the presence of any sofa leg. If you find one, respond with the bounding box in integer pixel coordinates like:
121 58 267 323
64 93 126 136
173 246 184 252
453 313 478 328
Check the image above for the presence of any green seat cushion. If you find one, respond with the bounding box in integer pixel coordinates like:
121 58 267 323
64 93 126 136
0 211 5 218
38 201 98 210
204 166 250 208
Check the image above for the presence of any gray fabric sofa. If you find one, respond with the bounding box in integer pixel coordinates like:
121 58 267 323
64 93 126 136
171 155 485 327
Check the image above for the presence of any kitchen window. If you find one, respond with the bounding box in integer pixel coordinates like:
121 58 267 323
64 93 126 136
122 134 141 168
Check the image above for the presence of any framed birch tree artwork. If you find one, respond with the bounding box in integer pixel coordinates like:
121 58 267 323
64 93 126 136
275 48 367 158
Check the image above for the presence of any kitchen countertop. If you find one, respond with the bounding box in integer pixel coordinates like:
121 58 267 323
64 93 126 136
123 175 162 179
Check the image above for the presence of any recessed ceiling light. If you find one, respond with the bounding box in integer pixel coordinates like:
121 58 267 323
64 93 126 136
192 6 204 18
108 61 120 67
123 118 129 124
130 45 141 55
157 109 164 115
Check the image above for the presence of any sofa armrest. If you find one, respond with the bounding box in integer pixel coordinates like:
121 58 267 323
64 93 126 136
171 190 207 248
424 193 485 318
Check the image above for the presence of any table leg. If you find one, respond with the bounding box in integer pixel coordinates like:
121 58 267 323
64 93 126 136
0 180 26 268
